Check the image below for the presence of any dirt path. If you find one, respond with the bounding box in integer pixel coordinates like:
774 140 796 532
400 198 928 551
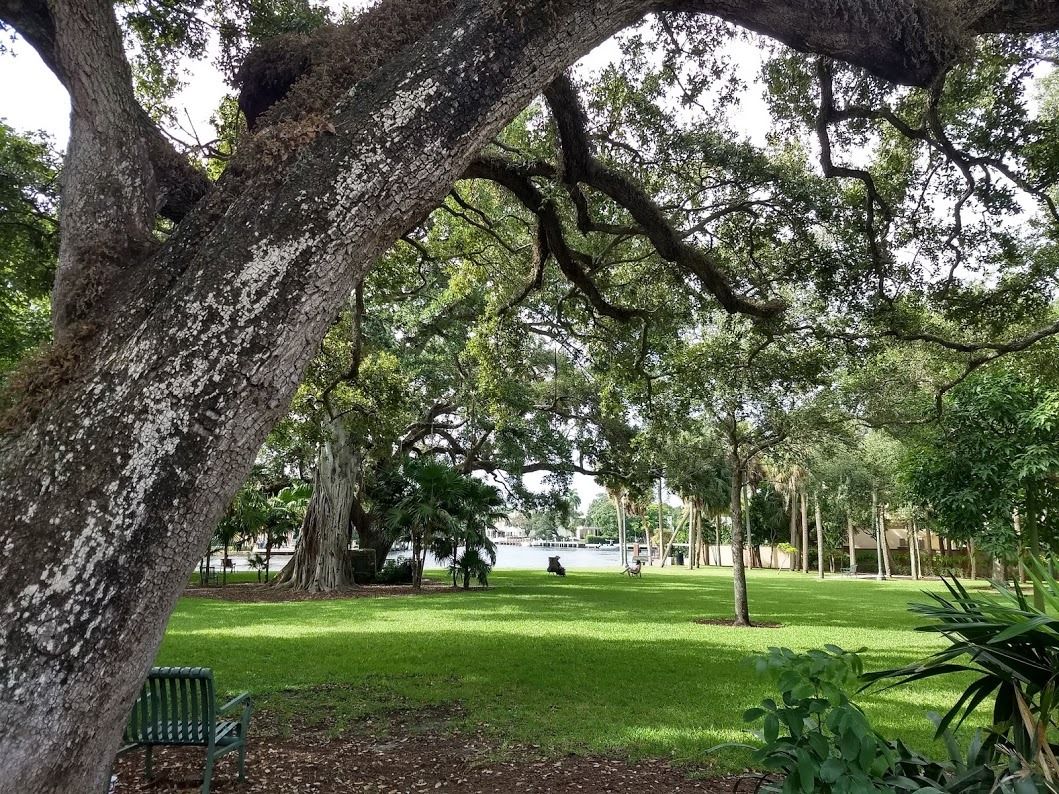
112 723 752 793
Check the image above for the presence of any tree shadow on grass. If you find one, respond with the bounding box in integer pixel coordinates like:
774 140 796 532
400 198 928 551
158 610 965 771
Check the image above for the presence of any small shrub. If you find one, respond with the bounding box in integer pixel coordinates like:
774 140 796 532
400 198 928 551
374 557 414 585
736 646 905 792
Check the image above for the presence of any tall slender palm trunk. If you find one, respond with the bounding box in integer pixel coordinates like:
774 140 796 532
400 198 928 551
813 492 824 579
879 507 893 578
846 514 857 575
800 491 809 574
873 488 885 580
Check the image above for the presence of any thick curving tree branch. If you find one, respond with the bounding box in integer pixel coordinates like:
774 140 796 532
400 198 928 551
543 74 786 319
2 0 209 341
0 0 209 224
463 155 646 321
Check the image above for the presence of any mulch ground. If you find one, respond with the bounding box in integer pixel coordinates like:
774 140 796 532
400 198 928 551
184 581 474 603
111 720 756 793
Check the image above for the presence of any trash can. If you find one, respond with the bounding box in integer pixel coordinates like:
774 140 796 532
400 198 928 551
676 551 685 566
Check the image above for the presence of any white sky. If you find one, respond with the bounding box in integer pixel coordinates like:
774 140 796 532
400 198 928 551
0 6 770 510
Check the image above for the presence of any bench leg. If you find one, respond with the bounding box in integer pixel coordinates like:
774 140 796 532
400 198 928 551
238 739 247 782
201 749 215 794
145 746 153 780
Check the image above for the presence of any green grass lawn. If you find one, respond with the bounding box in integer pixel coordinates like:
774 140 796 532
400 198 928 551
160 567 979 772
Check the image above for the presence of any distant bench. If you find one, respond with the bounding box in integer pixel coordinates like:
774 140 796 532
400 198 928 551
118 666 252 794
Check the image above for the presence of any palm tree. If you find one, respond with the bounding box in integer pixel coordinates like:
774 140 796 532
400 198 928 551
214 488 267 585
769 460 809 571
453 478 503 588
429 475 503 587
263 483 311 581
386 460 464 589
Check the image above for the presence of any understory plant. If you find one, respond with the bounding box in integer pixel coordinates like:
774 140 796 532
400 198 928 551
867 558 1059 791
731 645 955 793
733 560 1059 793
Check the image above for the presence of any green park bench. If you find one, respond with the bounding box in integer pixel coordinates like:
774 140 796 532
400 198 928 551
118 666 252 794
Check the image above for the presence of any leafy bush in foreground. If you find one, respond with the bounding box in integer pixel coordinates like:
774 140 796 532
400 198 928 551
732 563 1059 792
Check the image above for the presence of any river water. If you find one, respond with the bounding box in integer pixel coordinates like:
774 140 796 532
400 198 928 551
388 544 634 571
219 544 648 572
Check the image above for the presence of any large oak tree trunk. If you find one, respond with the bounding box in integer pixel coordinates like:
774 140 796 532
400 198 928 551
1 0 1053 789
353 511 395 570
0 3 659 788
273 420 357 591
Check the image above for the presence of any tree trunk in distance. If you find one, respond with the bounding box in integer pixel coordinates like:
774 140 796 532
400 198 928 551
411 532 422 590
686 501 695 569
813 492 824 579
873 489 885 580
846 514 857 575
968 538 977 579
745 483 754 569
909 517 919 581
644 487 655 565
924 525 934 576
659 521 678 567
880 507 893 577
714 515 721 567
352 518 393 576
800 491 810 574
1014 508 1026 583
729 464 751 626
273 420 356 591
1026 483 1043 608
648 478 656 567
694 502 702 566
991 554 1004 584
788 479 798 567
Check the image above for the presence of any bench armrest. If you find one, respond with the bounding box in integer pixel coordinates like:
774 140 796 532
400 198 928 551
219 692 252 713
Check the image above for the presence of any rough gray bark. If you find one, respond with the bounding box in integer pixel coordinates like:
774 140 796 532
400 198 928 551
0 3 658 788
0 1 208 227
744 483 755 569
3 0 1059 789
47 0 156 336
